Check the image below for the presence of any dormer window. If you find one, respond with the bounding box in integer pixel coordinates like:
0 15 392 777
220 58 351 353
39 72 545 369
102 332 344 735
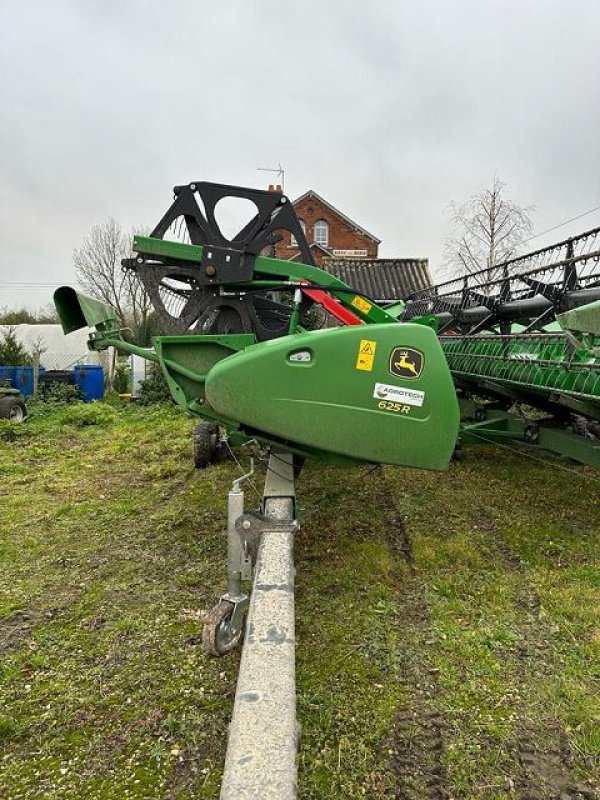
314 219 329 247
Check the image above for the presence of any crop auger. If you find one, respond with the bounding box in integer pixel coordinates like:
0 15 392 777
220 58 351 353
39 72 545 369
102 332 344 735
54 181 600 798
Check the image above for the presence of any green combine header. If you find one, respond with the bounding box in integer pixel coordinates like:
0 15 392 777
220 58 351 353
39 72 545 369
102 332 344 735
55 181 460 471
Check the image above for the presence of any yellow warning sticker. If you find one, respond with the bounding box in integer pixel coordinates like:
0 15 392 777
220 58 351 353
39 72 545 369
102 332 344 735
351 295 373 315
356 339 377 371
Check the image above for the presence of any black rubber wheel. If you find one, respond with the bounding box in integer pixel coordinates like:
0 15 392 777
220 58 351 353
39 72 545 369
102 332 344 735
202 599 244 656
451 437 463 461
0 397 27 422
193 421 219 468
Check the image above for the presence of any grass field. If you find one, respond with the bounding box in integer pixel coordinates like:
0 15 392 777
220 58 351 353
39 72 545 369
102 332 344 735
0 402 598 799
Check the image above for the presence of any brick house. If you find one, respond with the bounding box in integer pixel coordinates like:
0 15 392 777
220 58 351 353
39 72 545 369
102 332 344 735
274 189 380 267
270 186 432 300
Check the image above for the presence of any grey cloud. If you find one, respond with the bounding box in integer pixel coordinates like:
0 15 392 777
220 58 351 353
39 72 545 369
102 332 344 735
1 0 600 309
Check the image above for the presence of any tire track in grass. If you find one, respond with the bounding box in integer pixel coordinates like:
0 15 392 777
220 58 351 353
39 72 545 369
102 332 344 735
480 511 598 800
378 476 450 800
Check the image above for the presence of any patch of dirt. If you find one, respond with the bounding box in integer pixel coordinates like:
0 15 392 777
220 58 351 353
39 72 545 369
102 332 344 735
0 600 83 656
390 696 449 800
162 753 201 800
0 610 37 655
515 722 597 800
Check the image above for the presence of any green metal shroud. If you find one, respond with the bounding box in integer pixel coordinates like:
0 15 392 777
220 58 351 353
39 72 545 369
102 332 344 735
204 323 458 470
54 240 460 470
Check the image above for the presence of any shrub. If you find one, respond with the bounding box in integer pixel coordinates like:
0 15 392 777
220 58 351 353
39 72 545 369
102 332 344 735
137 364 173 405
0 327 31 366
37 382 81 405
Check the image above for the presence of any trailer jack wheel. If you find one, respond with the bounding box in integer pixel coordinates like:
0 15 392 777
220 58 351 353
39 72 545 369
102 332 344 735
203 599 246 656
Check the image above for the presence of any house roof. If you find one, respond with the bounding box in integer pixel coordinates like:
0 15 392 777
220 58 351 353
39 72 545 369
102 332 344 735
323 258 432 302
287 241 334 262
292 190 381 244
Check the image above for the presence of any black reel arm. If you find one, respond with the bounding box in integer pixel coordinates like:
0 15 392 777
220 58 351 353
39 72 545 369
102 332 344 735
122 181 316 339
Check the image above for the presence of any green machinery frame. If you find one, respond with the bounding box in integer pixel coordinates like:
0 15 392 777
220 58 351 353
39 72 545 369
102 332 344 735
57 230 461 469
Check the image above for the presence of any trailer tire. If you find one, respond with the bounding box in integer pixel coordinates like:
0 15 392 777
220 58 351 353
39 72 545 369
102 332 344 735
0 397 27 422
193 421 219 468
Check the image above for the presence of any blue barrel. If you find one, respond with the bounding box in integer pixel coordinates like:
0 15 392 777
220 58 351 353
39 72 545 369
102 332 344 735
73 364 105 402
14 366 34 396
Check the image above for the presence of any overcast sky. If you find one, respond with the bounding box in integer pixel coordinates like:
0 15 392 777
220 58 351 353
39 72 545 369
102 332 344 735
1 0 600 310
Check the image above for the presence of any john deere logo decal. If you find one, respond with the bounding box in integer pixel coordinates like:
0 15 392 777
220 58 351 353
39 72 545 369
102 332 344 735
389 347 424 380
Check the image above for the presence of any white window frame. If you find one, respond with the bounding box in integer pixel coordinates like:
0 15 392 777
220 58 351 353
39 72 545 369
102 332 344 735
314 219 329 247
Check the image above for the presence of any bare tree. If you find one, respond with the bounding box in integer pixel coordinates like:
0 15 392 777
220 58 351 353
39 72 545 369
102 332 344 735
30 335 47 393
444 177 534 284
73 219 152 343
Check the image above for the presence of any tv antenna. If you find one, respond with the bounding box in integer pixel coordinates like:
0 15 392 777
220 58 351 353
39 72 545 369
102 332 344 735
257 163 285 192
